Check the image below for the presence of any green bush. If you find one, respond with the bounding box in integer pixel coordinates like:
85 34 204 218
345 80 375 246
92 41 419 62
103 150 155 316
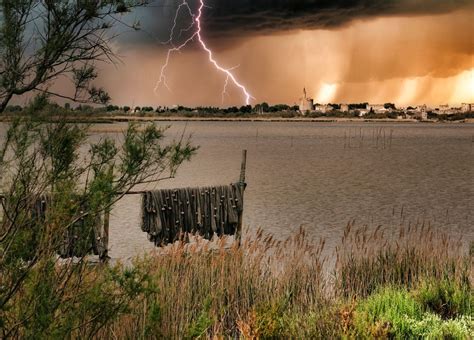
404 313 473 339
185 297 213 339
354 286 474 339
415 280 473 319
354 287 423 338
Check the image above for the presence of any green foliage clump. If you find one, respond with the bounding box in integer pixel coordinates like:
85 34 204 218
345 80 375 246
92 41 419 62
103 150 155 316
186 297 214 339
354 287 423 338
404 313 473 339
415 280 473 319
0 114 196 338
354 285 474 339
253 299 290 338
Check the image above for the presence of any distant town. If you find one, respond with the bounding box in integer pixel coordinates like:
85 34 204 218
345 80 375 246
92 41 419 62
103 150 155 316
2 89 473 122
297 88 474 121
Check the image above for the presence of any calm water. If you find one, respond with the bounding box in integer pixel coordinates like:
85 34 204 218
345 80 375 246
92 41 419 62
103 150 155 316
102 121 473 259
1 122 473 258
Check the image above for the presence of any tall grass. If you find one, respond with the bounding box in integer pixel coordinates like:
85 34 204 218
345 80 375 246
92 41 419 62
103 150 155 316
335 220 470 299
95 223 470 338
101 228 327 338
3 223 471 338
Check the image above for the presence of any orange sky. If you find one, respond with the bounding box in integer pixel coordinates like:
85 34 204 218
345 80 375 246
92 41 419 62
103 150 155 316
95 8 473 107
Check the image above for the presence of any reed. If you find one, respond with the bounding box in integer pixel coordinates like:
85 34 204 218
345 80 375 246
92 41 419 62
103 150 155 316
2 223 471 338
335 220 470 299
96 223 470 338
344 127 394 149
100 227 327 338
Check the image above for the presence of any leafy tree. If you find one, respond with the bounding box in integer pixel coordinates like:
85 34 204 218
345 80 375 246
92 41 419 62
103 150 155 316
0 109 196 337
106 105 120 112
349 103 368 110
0 1 200 337
239 105 252 113
0 0 147 112
226 106 239 114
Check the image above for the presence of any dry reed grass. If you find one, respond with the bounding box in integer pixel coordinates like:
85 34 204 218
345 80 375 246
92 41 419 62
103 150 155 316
100 227 327 338
90 222 471 338
335 220 471 299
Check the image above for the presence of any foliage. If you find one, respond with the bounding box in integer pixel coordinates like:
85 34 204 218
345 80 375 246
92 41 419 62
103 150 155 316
98 228 327 338
415 279 473 319
0 1 148 112
404 313 473 339
353 287 423 338
0 106 196 337
0 201 472 338
186 297 214 339
354 286 473 339
335 221 468 298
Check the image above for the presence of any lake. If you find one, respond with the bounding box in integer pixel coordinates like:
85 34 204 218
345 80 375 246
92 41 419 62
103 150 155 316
94 121 473 259
1 121 471 259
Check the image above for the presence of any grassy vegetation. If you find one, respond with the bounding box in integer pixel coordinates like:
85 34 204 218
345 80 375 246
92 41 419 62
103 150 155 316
1 110 470 338
3 223 470 338
107 223 471 339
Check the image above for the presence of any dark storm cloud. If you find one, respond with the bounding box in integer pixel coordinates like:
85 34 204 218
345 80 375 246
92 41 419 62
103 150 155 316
201 0 473 36
123 0 473 46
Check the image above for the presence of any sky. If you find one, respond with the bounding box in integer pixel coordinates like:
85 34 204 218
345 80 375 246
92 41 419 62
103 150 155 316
96 0 474 107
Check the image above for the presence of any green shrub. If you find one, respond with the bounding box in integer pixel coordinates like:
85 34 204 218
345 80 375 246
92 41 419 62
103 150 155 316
415 280 473 319
185 297 213 339
354 287 423 338
404 313 473 339
354 286 474 339
253 299 289 338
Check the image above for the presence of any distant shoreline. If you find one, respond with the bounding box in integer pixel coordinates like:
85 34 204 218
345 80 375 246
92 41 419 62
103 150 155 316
1 115 473 124
92 116 474 124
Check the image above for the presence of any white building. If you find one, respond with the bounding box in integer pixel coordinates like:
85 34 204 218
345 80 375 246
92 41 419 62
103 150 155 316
416 105 429 120
340 104 349 112
461 103 473 112
314 104 335 113
366 104 387 114
437 104 452 114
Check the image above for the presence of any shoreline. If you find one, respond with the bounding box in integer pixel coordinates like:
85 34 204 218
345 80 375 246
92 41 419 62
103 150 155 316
1 115 473 124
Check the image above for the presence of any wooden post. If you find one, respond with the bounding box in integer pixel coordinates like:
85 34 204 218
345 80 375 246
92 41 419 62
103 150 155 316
236 149 247 246
101 207 110 263
100 167 113 263
0 194 4 223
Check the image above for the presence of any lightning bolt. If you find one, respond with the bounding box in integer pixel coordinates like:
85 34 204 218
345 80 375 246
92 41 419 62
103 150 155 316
161 1 194 46
155 0 254 105
222 75 230 105
221 65 239 105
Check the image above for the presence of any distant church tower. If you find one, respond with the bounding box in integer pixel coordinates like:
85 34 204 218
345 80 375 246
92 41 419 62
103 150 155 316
299 87 314 114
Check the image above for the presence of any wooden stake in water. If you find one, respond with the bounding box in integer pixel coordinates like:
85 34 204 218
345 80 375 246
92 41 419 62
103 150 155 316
236 149 247 246
100 166 113 263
